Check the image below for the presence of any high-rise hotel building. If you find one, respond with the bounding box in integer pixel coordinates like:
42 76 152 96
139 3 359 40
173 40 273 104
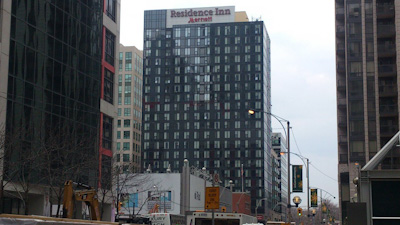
0 0 120 217
116 44 143 172
142 6 272 215
336 0 400 221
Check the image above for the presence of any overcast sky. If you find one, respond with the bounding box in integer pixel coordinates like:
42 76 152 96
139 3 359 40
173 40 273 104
120 0 338 206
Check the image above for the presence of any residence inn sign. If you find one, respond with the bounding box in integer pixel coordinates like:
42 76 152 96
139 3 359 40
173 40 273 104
166 6 235 28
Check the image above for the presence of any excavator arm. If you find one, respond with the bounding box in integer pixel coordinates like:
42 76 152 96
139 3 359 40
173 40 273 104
62 180 74 219
62 180 101 221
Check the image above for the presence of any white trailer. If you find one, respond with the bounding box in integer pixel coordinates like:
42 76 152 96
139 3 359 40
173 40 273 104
186 212 257 225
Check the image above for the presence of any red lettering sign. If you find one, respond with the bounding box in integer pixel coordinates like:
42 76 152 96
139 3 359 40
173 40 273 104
188 17 213 24
171 8 228 18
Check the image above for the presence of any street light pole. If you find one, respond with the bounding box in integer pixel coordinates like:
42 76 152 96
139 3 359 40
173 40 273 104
309 187 336 224
280 151 310 223
306 158 310 219
286 121 292 223
255 198 268 221
248 109 291 223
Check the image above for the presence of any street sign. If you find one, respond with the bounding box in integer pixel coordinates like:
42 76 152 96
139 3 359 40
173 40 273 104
292 165 303 192
205 187 219 209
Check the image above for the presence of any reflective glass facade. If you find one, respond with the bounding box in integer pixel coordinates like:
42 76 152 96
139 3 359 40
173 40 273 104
142 9 271 215
6 0 103 186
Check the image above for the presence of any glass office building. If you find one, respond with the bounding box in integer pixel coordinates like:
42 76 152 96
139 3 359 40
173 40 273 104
142 6 272 216
0 0 120 217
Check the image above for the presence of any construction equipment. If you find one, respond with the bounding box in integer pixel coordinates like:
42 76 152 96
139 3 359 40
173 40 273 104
63 180 101 221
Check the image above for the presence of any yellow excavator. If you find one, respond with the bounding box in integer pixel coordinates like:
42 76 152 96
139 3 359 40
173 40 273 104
62 180 101 221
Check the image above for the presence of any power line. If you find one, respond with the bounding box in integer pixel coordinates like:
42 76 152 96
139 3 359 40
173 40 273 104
310 163 338 182
290 128 303 156
291 127 338 183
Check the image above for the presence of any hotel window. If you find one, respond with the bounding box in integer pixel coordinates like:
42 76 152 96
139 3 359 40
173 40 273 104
185 28 190 37
102 115 113 150
224 46 230 54
194 141 200 149
234 36 240 44
105 29 115 66
215 47 220 54
245 45 251 53
124 120 130 128
104 68 114 104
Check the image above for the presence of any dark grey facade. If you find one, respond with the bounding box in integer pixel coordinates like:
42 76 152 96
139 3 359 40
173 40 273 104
336 0 400 222
142 7 272 215
0 0 120 217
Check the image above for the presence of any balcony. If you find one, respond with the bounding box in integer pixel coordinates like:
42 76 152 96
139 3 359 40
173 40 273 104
379 85 397 97
338 135 348 145
378 64 396 77
336 7 344 21
336 44 345 58
338 116 347 127
337 98 347 109
379 104 398 117
377 24 395 38
336 62 345 73
337 79 346 92
377 43 396 57
339 154 348 164
336 25 345 37
376 4 395 19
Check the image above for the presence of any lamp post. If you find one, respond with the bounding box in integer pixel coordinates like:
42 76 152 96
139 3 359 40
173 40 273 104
248 109 291 223
280 151 310 219
312 208 317 225
309 187 336 224
255 198 268 221
202 167 207 211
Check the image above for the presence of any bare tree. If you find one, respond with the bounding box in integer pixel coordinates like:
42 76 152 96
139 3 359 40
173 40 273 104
96 160 149 220
39 123 99 217
2 125 49 215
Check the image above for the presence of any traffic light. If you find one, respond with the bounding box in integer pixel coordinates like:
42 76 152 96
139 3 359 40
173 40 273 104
297 207 303 216
118 202 122 211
